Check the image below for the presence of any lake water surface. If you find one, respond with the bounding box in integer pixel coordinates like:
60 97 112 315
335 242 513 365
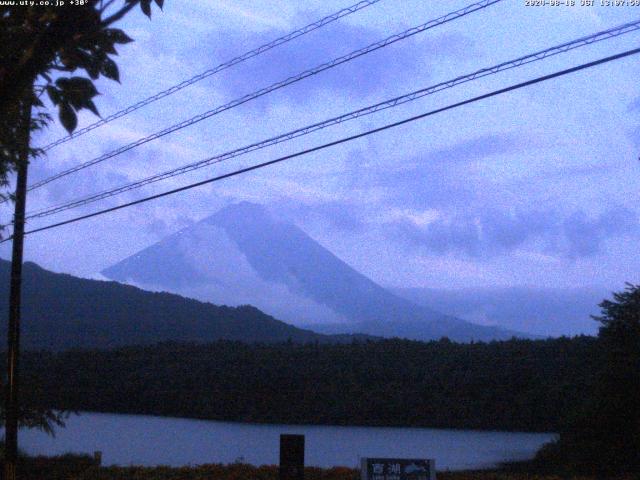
19 412 555 471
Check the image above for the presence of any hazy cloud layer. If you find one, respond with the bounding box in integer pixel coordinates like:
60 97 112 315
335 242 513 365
386 205 639 259
2 0 640 301
373 133 525 209
205 21 475 105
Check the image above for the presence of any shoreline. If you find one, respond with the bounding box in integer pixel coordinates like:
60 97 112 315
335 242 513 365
65 410 558 436
18 411 554 471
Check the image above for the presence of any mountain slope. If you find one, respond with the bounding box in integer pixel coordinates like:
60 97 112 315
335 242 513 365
0 259 360 350
103 202 527 341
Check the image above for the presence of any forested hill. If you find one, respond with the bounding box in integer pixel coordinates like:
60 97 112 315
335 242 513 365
0 259 364 349
22 336 599 432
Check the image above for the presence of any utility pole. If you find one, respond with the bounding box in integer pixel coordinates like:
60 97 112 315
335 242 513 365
4 96 32 480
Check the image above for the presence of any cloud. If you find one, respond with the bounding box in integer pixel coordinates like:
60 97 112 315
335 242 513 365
387 209 547 257
628 124 640 149
375 133 524 209
204 21 475 106
314 201 366 232
386 206 639 260
267 194 367 239
285 200 366 233
30 167 130 208
414 133 522 165
562 206 639 258
628 97 640 112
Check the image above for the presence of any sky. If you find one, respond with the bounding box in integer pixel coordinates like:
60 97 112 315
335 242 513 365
2 0 639 292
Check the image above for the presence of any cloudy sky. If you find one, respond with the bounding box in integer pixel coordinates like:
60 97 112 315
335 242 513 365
1 0 639 293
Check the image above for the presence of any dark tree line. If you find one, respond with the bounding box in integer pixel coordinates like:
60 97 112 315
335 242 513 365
19 336 599 433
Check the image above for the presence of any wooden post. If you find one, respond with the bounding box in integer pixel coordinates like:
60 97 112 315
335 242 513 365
3 96 32 480
279 434 305 480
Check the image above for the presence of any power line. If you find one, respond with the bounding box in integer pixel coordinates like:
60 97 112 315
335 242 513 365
40 0 385 152
27 0 503 192
7 45 639 243
25 19 640 220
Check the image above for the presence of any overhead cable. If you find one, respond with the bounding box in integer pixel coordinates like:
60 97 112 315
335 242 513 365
40 0 385 152
6 45 639 242
27 0 503 192
25 18 640 220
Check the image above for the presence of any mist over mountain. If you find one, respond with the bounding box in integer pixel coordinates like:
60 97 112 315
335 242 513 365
0 259 362 350
392 286 604 337
103 202 526 342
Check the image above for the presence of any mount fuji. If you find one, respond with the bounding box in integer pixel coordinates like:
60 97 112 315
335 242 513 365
102 202 526 342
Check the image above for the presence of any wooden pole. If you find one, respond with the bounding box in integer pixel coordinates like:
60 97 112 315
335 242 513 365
4 96 32 480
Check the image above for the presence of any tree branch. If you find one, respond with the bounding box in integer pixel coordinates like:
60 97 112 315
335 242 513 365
101 1 138 27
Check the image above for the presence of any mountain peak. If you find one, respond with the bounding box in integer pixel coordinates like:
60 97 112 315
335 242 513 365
207 201 271 224
103 203 528 342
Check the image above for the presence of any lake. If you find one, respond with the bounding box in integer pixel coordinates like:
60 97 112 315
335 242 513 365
19 412 555 471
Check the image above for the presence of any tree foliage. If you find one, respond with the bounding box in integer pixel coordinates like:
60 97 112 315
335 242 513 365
20 336 599 433
0 0 164 434
0 402 68 437
535 284 640 474
0 0 164 196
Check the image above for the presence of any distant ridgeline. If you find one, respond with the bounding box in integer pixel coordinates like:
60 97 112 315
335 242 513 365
0 257 523 350
21 337 599 432
0 258 601 432
0 259 370 349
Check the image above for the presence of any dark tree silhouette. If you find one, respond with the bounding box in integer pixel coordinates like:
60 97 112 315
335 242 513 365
588 283 640 471
0 0 164 439
0 0 164 197
536 283 640 474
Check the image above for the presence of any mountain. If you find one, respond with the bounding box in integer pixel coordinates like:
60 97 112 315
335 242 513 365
391 286 603 337
102 202 526 342
0 259 365 350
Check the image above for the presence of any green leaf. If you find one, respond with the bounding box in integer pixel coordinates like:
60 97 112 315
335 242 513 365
86 60 100 80
46 86 61 105
56 77 99 111
66 77 98 96
140 0 152 17
85 99 100 117
59 49 82 70
98 36 118 55
154 0 164 8
57 77 98 100
105 28 133 45
59 102 77 133
101 58 120 82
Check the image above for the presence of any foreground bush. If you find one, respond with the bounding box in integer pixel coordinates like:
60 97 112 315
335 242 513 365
1 452 635 480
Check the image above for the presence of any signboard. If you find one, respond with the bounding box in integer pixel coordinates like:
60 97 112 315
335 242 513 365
361 458 436 480
280 434 305 480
